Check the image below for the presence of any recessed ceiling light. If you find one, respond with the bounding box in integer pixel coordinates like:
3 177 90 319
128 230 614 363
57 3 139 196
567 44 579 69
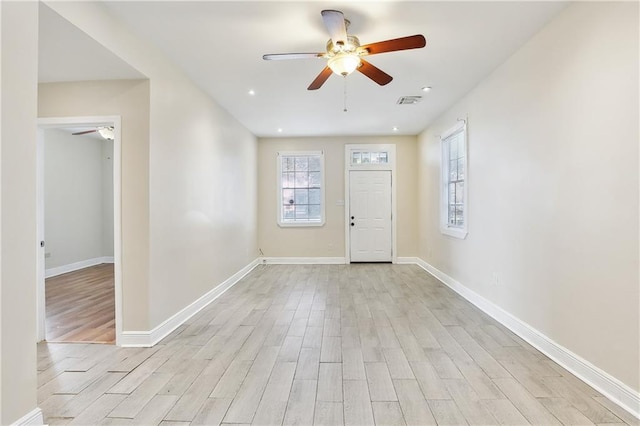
392 126 399 132
421 86 432 92
248 89 256 95
277 128 283 133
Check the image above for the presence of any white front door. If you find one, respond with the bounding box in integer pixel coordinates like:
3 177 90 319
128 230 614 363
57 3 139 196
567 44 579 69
349 170 392 262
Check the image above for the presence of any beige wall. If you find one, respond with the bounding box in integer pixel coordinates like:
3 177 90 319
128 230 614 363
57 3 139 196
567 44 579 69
39 79 151 331
0 2 39 423
45 2 259 330
258 136 417 258
418 2 639 392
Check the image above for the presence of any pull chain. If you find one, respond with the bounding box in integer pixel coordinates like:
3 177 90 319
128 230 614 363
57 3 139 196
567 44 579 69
343 76 348 112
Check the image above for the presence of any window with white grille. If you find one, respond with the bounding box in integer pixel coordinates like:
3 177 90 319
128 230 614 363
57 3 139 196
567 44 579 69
441 121 468 239
277 151 325 226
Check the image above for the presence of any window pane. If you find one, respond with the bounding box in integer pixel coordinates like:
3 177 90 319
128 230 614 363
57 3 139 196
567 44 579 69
309 172 321 188
448 183 455 206
282 172 295 188
294 188 308 205
295 205 309 219
455 206 464 226
457 157 465 180
294 172 308 187
283 205 295 220
448 206 456 225
282 157 293 172
308 188 320 205
455 182 464 204
294 157 308 171
283 189 295 205
457 136 464 160
449 138 458 159
379 152 388 163
308 156 321 172
371 152 379 163
361 152 370 163
449 159 458 181
308 204 321 220
352 152 361 164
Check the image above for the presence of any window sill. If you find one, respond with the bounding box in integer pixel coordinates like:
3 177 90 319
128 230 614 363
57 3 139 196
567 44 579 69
441 226 468 239
278 220 325 228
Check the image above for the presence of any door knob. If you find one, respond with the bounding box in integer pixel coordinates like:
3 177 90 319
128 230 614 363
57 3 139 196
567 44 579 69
350 223 354 226
351 216 354 220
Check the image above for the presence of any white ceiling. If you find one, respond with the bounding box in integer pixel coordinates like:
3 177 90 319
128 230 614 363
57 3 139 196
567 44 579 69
40 2 567 137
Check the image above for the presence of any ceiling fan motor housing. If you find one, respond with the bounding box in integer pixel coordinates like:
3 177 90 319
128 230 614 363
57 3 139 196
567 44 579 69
326 35 361 55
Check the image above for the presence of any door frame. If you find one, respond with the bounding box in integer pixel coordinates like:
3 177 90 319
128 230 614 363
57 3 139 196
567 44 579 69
36 115 123 345
344 144 397 264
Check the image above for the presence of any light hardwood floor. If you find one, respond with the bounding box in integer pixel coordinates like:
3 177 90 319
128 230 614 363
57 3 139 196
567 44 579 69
45 263 115 344
38 264 638 425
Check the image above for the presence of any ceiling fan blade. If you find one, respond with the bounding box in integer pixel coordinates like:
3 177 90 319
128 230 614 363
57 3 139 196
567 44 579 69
357 59 393 86
360 34 426 55
71 129 98 136
321 10 347 47
263 53 325 61
308 66 333 90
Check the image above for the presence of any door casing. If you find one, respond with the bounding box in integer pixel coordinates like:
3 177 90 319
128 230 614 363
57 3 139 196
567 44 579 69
344 144 397 264
36 115 123 345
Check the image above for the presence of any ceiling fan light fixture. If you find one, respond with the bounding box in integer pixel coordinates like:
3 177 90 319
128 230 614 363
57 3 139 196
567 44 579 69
98 126 115 141
328 53 361 76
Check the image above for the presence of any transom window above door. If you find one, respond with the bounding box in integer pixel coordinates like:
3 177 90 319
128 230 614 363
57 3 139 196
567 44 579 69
277 151 325 227
351 150 389 165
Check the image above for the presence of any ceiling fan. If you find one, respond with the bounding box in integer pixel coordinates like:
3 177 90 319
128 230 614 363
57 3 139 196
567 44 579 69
263 10 426 90
72 126 114 141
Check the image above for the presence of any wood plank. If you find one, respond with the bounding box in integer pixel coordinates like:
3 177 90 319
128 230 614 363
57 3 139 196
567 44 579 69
314 401 344 426
343 380 375 426
393 379 437 425
317 363 343 402
282 379 317 425
372 401 406 426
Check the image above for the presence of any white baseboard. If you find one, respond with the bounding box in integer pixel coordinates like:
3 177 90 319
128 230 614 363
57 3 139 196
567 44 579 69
396 256 420 264
260 256 346 264
120 258 261 347
413 257 640 420
45 256 114 278
11 407 43 426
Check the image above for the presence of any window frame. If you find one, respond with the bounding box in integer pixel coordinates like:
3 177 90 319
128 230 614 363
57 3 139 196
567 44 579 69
440 120 468 239
276 150 325 227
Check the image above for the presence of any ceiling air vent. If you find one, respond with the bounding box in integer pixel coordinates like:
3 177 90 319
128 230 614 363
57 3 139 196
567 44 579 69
397 96 422 105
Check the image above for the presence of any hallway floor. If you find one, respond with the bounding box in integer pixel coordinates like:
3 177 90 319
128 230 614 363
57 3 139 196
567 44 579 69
37 264 637 425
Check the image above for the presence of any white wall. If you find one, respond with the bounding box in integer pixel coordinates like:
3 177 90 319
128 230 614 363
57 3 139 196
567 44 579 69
258 136 418 258
44 2 259 330
0 2 39 424
44 128 113 270
418 1 639 396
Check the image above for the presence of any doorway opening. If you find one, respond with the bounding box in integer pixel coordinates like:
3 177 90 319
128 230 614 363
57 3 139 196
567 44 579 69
344 144 397 264
37 116 122 345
